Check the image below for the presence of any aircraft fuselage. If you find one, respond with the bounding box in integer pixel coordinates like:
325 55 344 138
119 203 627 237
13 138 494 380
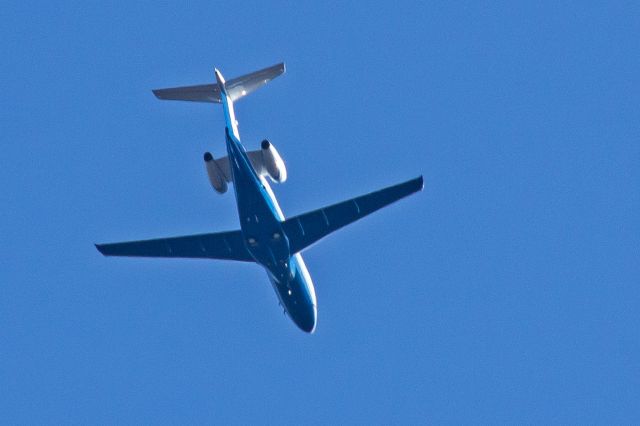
218 71 317 332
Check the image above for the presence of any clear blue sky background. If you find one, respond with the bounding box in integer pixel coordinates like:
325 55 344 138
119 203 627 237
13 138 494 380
1 1 638 424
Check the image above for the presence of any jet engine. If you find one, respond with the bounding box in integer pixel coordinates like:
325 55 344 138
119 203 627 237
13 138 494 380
203 152 228 194
261 140 287 183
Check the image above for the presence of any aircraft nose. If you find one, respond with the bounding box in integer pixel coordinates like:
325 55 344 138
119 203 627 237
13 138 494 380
295 304 317 333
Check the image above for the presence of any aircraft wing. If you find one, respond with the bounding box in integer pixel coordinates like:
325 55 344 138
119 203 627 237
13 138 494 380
95 230 254 262
152 83 221 103
281 176 424 254
152 62 285 103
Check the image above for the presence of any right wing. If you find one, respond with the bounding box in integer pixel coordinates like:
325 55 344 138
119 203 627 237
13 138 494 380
281 176 424 254
152 62 285 103
96 230 254 262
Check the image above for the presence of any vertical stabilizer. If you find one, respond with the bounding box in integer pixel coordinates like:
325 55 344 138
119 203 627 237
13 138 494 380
214 68 227 95
215 68 240 140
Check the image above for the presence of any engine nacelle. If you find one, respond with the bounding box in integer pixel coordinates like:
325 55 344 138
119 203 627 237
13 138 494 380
203 152 228 194
261 140 287 183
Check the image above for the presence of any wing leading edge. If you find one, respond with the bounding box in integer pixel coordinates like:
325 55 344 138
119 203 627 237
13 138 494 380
96 230 254 262
281 176 424 254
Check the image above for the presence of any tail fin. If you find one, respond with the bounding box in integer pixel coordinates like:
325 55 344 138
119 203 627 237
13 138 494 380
152 62 285 103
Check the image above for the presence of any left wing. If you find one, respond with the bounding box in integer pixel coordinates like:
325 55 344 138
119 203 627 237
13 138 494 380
281 176 423 254
95 230 254 262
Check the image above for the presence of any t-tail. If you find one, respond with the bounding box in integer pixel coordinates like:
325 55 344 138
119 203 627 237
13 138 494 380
153 63 288 195
153 62 285 144
152 62 285 104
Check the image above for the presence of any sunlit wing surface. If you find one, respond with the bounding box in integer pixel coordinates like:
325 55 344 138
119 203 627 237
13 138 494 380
282 176 424 254
152 62 285 103
96 230 254 262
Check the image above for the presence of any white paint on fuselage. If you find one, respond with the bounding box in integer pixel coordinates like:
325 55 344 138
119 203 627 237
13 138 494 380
293 252 317 307
259 175 285 220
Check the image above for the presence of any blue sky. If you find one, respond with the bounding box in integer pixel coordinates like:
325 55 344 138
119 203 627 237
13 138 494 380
1 1 638 424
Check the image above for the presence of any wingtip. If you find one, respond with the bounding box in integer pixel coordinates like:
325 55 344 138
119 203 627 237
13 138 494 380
95 243 106 256
410 175 424 191
151 89 164 99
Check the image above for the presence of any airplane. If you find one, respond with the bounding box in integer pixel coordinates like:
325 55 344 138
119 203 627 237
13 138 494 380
95 62 423 333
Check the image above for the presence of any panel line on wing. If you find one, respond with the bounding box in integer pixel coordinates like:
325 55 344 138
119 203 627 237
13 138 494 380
222 236 232 253
296 217 305 236
321 209 330 227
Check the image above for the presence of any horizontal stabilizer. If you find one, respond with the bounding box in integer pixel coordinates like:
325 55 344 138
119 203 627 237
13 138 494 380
282 176 424 254
153 62 285 103
96 230 254 262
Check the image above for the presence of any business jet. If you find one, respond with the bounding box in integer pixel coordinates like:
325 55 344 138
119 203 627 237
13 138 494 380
96 63 423 333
